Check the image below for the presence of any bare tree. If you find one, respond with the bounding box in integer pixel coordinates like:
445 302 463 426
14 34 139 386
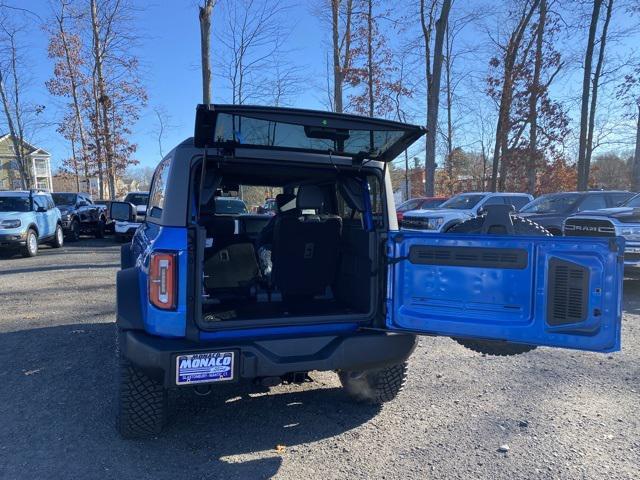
331 0 354 112
424 0 452 196
488 0 540 192
47 0 91 191
578 0 614 190
0 13 36 189
215 0 290 105
152 105 175 159
527 0 546 193
199 0 216 104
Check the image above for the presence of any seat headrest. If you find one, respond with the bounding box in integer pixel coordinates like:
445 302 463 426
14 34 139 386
296 185 324 210
275 193 296 212
202 215 235 236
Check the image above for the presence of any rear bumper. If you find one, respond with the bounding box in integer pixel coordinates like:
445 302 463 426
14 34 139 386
120 329 418 388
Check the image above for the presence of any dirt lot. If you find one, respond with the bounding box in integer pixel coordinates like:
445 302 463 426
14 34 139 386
0 238 638 480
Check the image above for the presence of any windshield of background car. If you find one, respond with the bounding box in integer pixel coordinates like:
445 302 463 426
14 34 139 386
421 198 447 209
124 194 149 206
0 195 31 212
622 194 640 208
520 193 580 214
440 194 485 210
397 199 421 212
215 198 248 214
52 193 77 206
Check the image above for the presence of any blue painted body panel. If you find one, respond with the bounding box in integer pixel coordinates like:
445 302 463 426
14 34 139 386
133 223 188 338
386 231 624 352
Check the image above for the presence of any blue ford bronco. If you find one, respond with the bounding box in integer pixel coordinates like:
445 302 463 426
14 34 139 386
111 105 624 438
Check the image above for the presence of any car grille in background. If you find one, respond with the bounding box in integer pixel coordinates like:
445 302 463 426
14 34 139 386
401 216 429 230
546 259 588 326
624 252 640 262
564 218 615 237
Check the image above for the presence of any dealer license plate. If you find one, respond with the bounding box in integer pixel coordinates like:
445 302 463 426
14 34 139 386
175 351 235 385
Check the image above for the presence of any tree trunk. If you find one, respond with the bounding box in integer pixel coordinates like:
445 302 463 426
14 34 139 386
527 0 546 194
56 2 91 192
420 0 434 195
444 22 453 193
577 0 603 191
91 0 116 199
70 132 80 192
585 0 613 186
632 104 640 192
199 0 214 105
424 0 451 196
90 75 105 199
331 0 343 113
490 0 540 192
366 0 374 117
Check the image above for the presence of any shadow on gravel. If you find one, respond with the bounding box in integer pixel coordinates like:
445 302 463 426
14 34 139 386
0 263 120 275
0 323 378 480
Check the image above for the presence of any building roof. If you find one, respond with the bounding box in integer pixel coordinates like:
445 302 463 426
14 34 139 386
0 133 51 157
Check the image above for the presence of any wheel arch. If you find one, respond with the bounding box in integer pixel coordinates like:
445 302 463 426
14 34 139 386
27 223 39 236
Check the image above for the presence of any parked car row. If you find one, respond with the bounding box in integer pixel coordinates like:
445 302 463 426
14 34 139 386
399 189 640 267
0 189 153 257
400 192 533 232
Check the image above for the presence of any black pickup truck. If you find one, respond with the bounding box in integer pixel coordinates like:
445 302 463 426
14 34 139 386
51 192 110 240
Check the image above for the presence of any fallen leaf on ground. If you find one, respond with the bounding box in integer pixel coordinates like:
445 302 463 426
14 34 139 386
275 445 286 454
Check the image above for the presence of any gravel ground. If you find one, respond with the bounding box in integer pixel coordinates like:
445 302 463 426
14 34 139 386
0 238 638 480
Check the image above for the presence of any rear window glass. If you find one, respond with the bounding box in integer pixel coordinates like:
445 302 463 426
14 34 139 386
214 113 406 159
215 198 248 215
124 193 149 206
52 193 77 205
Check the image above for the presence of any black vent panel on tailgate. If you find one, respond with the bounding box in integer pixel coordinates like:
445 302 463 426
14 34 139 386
409 245 528 269
547 258 589 326
564 218 615 237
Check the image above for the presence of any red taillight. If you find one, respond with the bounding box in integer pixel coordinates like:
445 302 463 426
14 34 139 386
397 212 404 222
149 252 176 310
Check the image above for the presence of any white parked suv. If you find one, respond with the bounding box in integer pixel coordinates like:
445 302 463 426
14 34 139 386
400 192 533 232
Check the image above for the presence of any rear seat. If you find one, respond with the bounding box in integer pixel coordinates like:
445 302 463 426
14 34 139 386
201 215 259 291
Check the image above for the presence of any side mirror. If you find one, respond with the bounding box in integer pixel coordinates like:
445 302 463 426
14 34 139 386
110 201 136 222
36 206 47 213
78 201 88 207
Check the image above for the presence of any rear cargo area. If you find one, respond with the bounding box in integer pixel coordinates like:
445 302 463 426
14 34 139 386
194 159 381 329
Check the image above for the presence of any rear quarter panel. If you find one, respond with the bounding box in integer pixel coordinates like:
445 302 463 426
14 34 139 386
133 222 188 338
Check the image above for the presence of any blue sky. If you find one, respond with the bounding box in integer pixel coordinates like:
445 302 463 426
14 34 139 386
5 1 640 173
17 0 327 171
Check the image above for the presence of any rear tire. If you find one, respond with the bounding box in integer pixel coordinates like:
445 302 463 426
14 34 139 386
22 229 38 257
95 218 106 239
446 215 551 356
69 218 80 242
116 346 168 439
339 361 408 404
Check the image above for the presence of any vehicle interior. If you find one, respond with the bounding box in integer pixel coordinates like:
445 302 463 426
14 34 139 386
192 159 383 328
